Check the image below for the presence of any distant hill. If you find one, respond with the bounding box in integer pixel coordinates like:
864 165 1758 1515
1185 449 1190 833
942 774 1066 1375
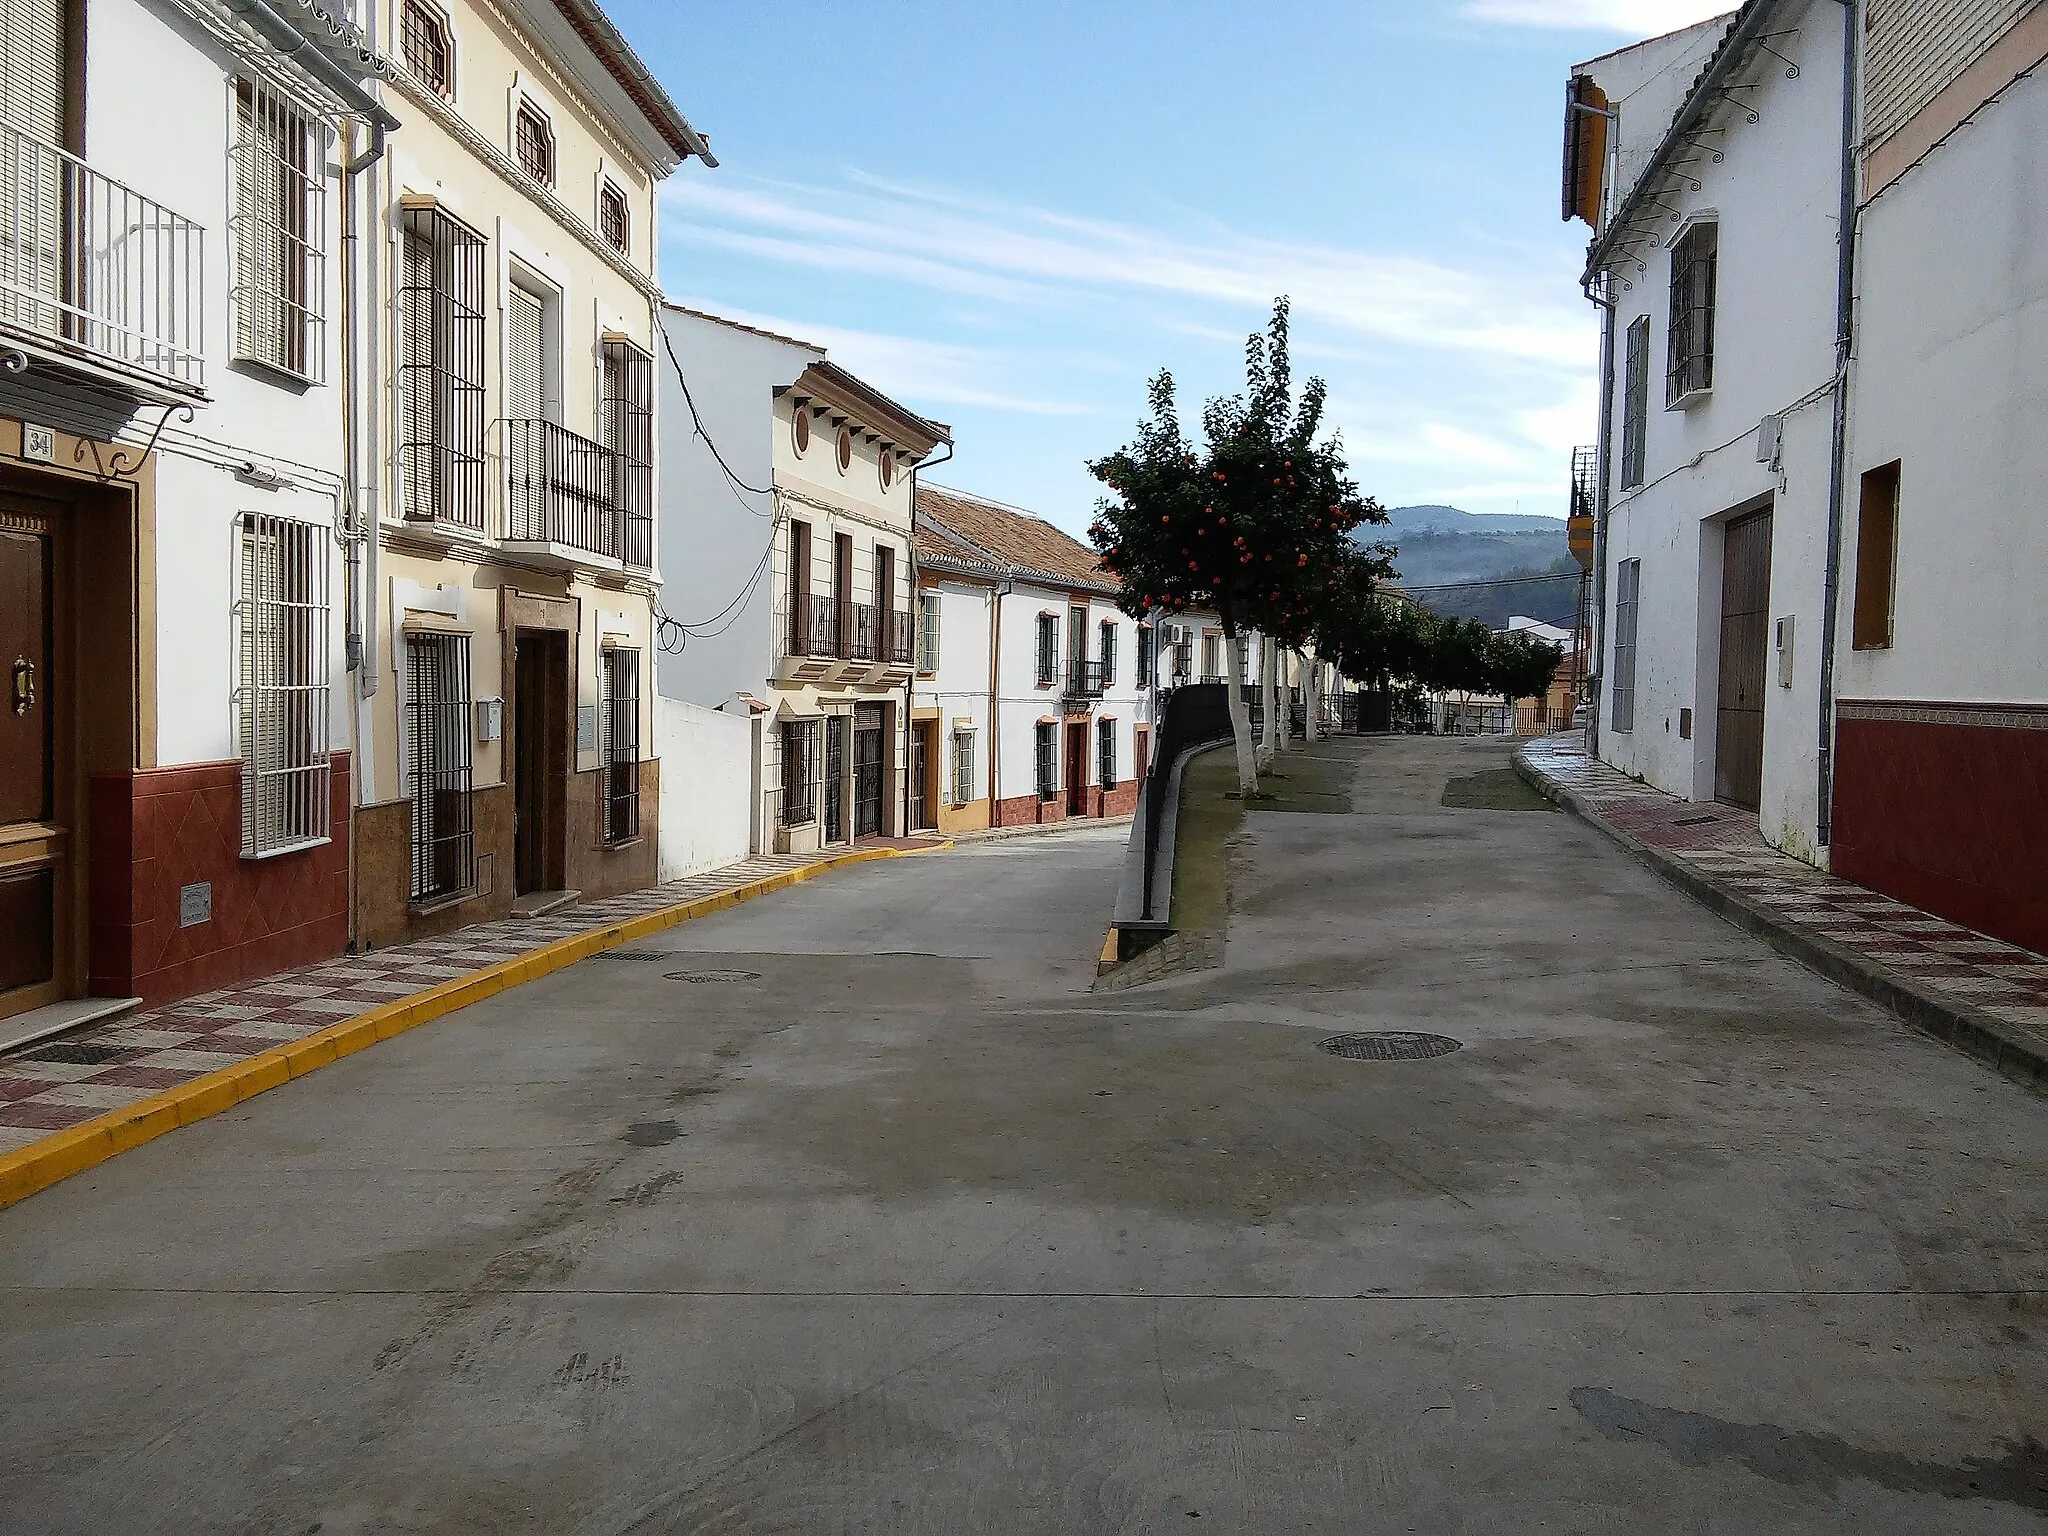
1356 505 1579 630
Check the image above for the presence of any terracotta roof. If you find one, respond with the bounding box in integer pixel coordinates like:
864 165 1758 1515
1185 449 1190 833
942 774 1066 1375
915 484 1116 594
660 301 824 354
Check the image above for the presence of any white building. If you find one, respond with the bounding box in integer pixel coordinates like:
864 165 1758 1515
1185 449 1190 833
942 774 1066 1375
0 0 390 1022
913 485 1157 829
654 305 948 857
1569 1 2048 956
1569 3 1852 860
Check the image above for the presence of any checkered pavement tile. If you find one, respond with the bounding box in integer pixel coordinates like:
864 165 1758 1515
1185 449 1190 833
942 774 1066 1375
0 851 871 1161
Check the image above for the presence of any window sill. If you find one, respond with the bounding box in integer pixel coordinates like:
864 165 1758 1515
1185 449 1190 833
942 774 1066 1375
1665 386 1712 411
409 887 480 917
230 354 321 392
597 836 644 853
241 834 332 862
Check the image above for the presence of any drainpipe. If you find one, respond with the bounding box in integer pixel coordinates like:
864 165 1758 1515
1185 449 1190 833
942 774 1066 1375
905 439 950 834
1816 0 1860 849
1582 272 1617 764
223 0 402 138
988 579 1011 815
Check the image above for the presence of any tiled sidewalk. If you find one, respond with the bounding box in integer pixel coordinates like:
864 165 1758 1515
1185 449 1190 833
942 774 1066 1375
1519 734 2048 1076
0 852 851 1156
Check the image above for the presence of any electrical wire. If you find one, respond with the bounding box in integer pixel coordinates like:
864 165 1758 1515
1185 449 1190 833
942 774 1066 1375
659 321 775 496
1398 571 1584 593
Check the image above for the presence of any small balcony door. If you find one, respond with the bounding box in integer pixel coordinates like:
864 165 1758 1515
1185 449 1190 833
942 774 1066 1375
1 0 69 338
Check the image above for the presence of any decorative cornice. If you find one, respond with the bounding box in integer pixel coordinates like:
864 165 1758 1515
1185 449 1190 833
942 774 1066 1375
1838 699 2048 731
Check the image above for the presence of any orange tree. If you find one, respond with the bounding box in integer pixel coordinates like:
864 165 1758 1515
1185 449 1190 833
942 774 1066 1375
1087 299 1388 792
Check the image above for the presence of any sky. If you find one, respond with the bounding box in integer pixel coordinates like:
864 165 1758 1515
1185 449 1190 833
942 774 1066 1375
615 0 1734 535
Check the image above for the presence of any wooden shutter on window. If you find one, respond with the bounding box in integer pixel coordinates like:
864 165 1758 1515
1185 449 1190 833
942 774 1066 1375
505 285 544 421
0 0 65 144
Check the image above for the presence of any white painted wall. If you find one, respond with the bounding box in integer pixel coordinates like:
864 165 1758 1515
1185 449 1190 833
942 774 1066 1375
913 577 995 804
1840 61 2048 709
1590 2 1846 861
654 308 821 710
653 698 754 879
83 0 352 771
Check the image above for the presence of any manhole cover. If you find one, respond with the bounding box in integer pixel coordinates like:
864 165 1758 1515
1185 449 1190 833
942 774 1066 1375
592 951 671 961
17 1042 131 1066
664 969 761 984
1317 1032 1461 1062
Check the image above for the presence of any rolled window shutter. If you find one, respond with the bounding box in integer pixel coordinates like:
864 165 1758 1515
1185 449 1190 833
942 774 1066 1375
0 0 65 143
1 0 64 333
505 286 544 421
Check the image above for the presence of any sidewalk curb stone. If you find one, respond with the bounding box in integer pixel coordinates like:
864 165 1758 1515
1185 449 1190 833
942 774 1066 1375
0 842 945 1213
1513 744 2047 1098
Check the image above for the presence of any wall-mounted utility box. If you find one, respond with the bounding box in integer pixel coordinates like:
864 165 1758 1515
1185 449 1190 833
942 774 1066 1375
475 697 503 743
1775 616 1795 688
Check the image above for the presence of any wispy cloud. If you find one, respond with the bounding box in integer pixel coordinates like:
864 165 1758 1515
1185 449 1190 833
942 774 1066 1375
1461 0 1733 31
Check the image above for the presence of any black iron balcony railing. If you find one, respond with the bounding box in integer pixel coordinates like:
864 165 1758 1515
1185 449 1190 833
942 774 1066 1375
848 602 878 662
887 608 914 666
1064 659 1107 708
503 419 651 567
790 591 838 658
0 119 205 392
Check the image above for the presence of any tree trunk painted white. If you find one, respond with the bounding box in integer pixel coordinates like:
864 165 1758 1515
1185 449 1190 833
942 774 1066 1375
1304 654 1321 742
1260 635 1281 761
1223 623 1257 796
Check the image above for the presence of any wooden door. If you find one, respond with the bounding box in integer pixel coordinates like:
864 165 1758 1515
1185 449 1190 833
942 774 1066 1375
823 715 845 843
853 707 885 837
514 633 566 894
1134 726 1150 784
1065 721 1087 814
0 514 60 1016
1715 508 1773 810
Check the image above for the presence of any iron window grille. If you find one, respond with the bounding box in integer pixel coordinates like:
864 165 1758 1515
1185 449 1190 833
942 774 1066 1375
1034 721 1057 802
917 592 940 674
781 719 818 826
1611 558 1641 734
600 338 654 567
951 728 974 807
1098 717 1116 792
1666 223 1717 405
404 632 475 902
1035 613 1057 686
231 78 325 382
1099 620 1116 688
398 205 487 528
235 512 331 857
597 180 629 254
600 646 640 844
515 99 554 186
1136 625 1153 687
401 0 452 97
1621 316 1649 490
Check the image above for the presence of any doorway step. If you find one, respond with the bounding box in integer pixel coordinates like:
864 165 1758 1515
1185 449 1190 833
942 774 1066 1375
511 890 581 920
0 997 143 1058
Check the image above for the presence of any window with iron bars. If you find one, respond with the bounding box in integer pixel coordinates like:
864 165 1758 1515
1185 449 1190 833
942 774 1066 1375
1099 620 1117 689
1098 717 1117 792
600 647 640 844
600 338 654 567
780 718 818 826
401 0 452 97
404 633 475 902
1034 721 1057 802
1611 558 1641 734
398 205 487 528
515 99 554 186
951 728 974 807
1035 613 1057 686
598 180 629 254
1136 625 1153 687
231 78 325 381
1666 222 1717 405
1620 316 1649 490
918 591 940 674
236 513 331 857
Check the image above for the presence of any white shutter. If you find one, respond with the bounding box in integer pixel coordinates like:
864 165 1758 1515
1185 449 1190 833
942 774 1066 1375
0 0 65 144
504 285 544 421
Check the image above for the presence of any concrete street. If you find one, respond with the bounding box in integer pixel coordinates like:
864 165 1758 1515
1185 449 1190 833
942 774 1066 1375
3 735 2046 1533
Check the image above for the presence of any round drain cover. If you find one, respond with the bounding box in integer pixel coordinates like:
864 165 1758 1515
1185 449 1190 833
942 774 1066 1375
1318 1031 1461 1061
664 969 761 983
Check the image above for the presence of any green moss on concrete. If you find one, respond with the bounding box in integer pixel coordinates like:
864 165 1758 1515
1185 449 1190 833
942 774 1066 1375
1441 768 1557 811
1170 747 1248 937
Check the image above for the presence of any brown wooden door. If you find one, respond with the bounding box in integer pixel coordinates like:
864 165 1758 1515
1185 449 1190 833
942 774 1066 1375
0 519 57 1010
1065 721 1087 814
1134 726 1150 784
1716 508 1773 811
514 633 567 894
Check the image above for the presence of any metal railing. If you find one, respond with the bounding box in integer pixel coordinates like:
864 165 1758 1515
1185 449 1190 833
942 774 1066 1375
1063 659 1107 709
887 608 913 665
849 601 877 662
503 419 650 566
1136 683 1232 922
0 119 205 392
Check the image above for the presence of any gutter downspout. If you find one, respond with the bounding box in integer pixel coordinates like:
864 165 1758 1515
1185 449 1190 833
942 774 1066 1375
222 0 402 136
989 578 1011 816
1816 0 1860 850
1583 272 1617 763
905 440 952 836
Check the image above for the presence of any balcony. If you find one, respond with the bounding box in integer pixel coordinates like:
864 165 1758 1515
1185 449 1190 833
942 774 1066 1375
502 418 650 570
0 120 205 398
1063 659 1108 711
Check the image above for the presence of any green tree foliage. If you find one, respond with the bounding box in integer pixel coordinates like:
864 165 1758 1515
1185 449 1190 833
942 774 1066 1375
1086 299 1389 642
1485 628 1565 705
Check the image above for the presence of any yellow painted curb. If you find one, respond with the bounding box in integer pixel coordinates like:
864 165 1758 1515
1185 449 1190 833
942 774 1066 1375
0 841 948 1214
